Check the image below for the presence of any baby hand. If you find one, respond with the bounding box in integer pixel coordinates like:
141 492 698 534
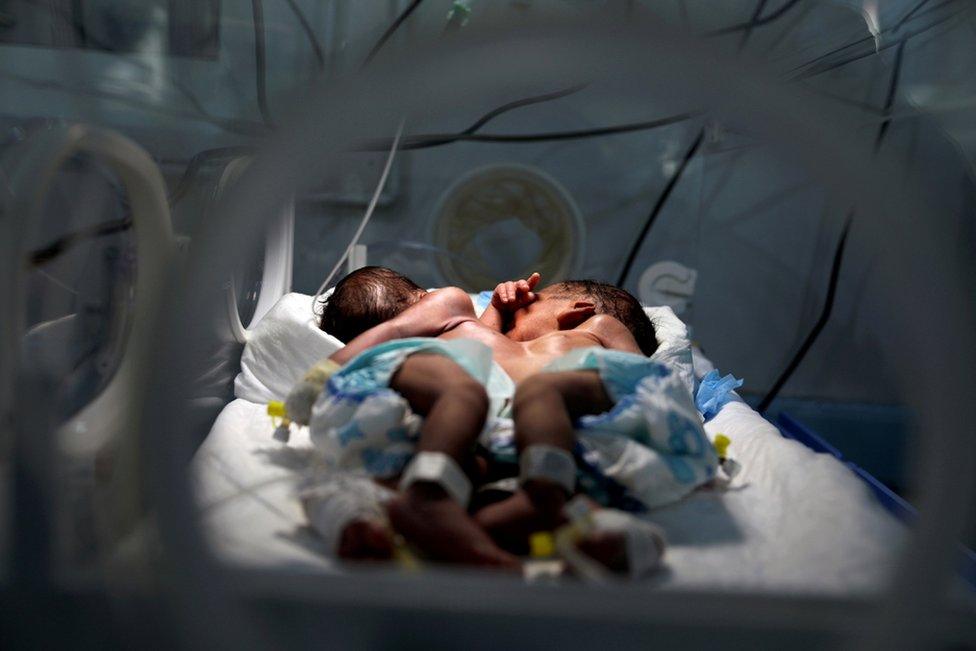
491 272 541 311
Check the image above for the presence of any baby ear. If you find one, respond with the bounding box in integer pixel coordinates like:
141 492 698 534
556 301 596 329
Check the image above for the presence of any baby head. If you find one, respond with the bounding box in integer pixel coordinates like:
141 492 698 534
319 266 427 342
509 279 658 356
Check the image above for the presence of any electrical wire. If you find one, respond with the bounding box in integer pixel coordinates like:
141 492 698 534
172 105 691 222
363 111 698 151
368 85 586 150
615 128 705 287
785 0 964 77
894 0 934 31
362 0 425 67
313 121 405 301
462 84 586 135
789 2 966 81
251 0 275 128
28 216 133 268
874 40 906 151
738 0 771 51
705 0 805 37
280 0 326 69
759 21 909 412
757 214 853 414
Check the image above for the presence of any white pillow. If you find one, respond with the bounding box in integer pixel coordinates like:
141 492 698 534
234 293 695 405
235 293 342 404
645 306 695 395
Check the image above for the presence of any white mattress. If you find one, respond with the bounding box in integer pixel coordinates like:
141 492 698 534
192 293 906 592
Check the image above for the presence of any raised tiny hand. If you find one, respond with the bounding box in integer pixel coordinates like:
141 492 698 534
491 272 541 312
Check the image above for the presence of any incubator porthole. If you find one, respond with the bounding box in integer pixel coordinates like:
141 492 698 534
234 243 265 330
19 152 135 421
431 164 584 290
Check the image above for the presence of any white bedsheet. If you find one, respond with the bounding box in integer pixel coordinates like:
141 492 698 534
192 292 904 591
193 394 905 592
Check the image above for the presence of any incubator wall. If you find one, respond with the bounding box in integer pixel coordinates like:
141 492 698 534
1 1 974 649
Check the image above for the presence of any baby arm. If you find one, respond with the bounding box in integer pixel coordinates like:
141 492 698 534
330 287 476 365
480 272 541 333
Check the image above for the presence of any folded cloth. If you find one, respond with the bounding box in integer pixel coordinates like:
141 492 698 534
481 347 718 511
309 338 509 478
695 369 744 421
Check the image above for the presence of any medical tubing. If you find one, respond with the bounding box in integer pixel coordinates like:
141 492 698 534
757 214 853 414
615 128 704 288
313 120 405 301
137 18 974 648
362 0 425 67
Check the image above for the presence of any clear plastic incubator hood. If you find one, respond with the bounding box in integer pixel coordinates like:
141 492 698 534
0 1 974 649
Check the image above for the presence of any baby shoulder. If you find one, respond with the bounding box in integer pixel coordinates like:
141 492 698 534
583 313 628 332
426 286 477 317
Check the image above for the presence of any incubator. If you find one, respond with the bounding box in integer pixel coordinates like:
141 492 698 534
1 1 974 649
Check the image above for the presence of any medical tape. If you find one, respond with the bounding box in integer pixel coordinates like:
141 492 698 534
398 451 472 507
285 358 342 425
591 509 666 579
301 478 389 554
519 445 576 494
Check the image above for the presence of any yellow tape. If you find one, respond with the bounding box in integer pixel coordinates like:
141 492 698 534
530 531 556 559
267 401 286 418
713 433 731 459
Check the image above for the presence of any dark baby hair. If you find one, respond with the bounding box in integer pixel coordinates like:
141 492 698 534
319 266 425 343
546 279 658 356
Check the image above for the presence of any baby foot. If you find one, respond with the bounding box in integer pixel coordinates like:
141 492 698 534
575 530 629 574
388 482 520 570
567 507 666 579
337 519 395 561
473 488 566 555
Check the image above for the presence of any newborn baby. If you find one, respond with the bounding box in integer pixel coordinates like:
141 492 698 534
293 267 713 577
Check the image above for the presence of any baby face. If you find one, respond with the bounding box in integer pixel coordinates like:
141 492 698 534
505 292 576 341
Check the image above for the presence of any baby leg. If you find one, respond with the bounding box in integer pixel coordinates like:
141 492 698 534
386 353 518 569
476 371 612 552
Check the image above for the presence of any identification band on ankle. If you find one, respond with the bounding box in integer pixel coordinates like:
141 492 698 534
519 445 576 495
399 451 472 507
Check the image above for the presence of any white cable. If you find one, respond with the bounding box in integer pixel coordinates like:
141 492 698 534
313 119 405 302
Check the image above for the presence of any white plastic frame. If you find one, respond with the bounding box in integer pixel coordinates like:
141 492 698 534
215 158 295 344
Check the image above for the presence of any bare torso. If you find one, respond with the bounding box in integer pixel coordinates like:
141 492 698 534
438 317 607 383
330 285 642 376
